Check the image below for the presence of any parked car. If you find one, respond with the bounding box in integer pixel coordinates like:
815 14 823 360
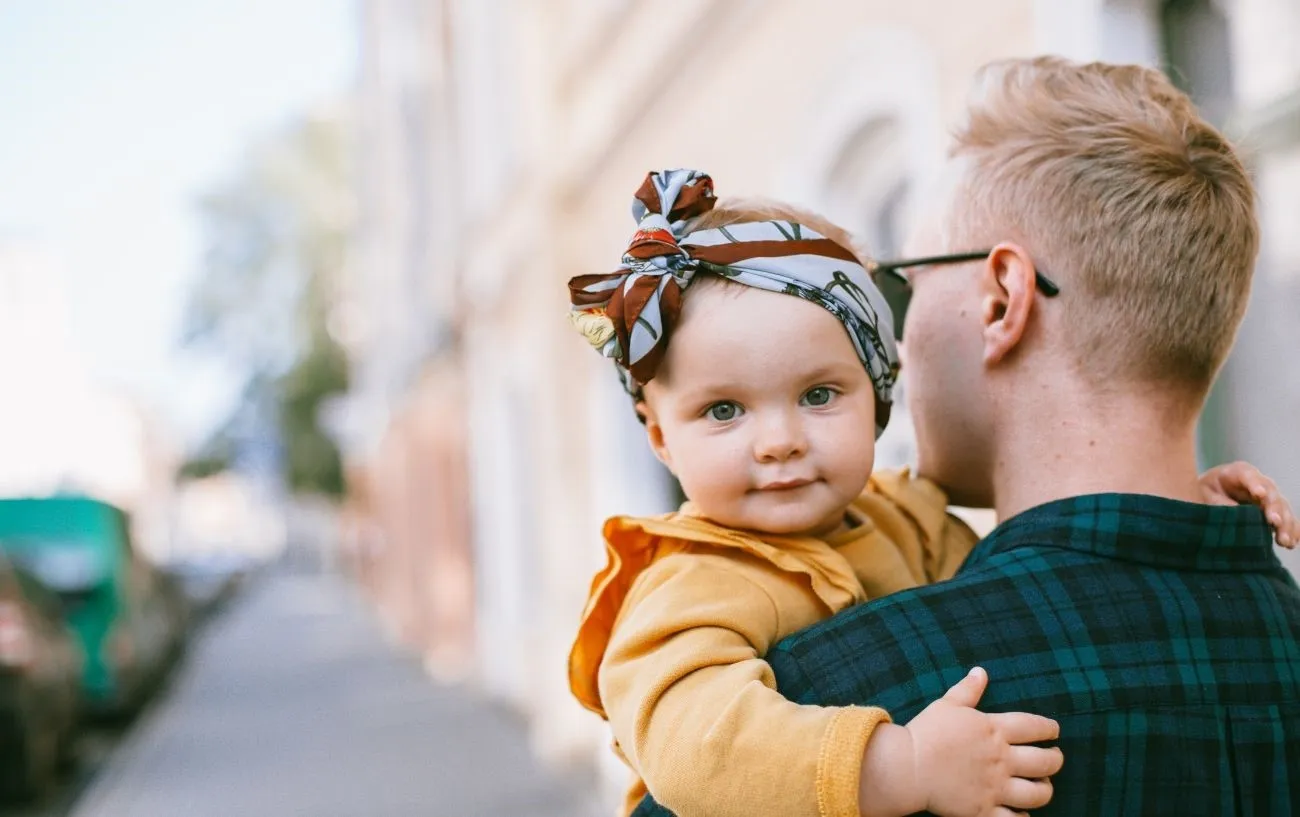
0 497 185 717
0 551 82 801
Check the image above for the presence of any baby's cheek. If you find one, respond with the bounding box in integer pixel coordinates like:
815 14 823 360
823 412 875 465
704 456 751 500
678 450 748 510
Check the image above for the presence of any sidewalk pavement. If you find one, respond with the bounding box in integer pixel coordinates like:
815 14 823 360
70 570 600 817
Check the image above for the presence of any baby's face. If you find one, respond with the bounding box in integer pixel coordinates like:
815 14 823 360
641 283 876 538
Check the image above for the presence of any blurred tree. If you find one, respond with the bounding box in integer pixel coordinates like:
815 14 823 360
180 108 353 497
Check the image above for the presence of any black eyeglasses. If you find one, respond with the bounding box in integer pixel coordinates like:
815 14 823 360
871 250 1061 341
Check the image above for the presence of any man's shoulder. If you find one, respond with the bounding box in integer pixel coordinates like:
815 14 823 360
780 542 1043 650
771 530 1300 721
768 544 1061 712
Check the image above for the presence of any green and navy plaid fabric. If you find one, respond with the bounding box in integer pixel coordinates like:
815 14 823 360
633 494 1300 816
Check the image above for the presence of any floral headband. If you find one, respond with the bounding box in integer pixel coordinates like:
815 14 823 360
568 169 900 437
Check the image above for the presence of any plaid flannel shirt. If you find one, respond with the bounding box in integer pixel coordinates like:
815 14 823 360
634 494 1300 816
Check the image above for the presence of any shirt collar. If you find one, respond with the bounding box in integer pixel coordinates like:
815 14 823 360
964 493 1280 573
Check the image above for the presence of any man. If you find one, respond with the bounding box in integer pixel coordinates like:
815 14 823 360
636 57 1300 815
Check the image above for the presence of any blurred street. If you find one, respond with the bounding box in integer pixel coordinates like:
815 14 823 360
57 569 597 817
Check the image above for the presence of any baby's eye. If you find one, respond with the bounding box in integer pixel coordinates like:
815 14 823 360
705 402 743 422
802 387 836 407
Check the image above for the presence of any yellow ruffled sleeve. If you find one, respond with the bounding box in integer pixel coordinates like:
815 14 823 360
568 514 888 817
599 549 889 817
865 468 978 583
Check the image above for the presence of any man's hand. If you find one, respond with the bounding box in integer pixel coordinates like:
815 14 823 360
1200 461 1298 548
859 667 1063 817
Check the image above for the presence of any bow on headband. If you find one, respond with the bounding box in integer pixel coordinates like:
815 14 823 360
568 169 900 437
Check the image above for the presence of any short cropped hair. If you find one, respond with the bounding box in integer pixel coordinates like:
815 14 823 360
946 56 1258 393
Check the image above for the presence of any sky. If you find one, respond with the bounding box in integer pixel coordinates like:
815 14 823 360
0 0 356 446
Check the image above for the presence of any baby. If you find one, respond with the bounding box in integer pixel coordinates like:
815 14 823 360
566 169 1297 817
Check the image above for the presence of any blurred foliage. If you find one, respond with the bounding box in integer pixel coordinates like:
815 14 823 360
180 108 353 497
177 444 234 482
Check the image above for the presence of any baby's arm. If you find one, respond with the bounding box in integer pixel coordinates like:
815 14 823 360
859 668 1062 817
601 552 881 817
603 551 1059 817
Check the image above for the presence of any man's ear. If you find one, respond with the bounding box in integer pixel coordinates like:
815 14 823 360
637 400 675 473
980 242 1037 365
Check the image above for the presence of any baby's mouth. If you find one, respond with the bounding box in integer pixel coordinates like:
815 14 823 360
756 477 816 492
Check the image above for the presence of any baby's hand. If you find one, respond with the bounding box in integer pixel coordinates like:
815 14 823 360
1199 461 1298 548
873 667 1063 817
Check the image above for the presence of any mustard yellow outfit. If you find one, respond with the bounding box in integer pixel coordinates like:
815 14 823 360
569 469 978 817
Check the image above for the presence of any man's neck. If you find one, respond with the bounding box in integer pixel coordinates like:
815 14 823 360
991 385 1205 522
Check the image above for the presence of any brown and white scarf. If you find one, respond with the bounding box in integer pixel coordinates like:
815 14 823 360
568 169 900 437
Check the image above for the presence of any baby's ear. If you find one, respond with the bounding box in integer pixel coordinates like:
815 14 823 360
637 401 674 473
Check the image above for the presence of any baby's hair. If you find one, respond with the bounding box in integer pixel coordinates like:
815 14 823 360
676 197 873 325
687 197 873 268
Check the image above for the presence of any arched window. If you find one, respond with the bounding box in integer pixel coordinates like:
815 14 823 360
778 29 944 470
822 116 911 259
816 116 918 468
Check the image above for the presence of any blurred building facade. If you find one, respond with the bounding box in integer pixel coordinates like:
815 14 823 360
342 0 1300 803
337 0 477 680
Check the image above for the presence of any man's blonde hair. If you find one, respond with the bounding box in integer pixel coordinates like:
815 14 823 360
946 56 1258 394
